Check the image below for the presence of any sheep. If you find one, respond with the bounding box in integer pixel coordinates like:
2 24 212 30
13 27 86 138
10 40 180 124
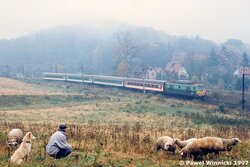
156 136 176 153
174 138 197 149
180 137 227 160
220 138 241 151
7 129 24 147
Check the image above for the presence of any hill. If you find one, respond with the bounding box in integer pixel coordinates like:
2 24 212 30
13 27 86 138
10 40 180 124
1 23 249 79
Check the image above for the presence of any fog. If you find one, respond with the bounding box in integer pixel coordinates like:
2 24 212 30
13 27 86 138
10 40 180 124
0 0 250 43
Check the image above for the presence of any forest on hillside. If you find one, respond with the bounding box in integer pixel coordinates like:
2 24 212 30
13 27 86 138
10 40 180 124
0 24 249 90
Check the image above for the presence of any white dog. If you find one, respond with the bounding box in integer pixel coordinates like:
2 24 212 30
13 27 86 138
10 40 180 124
9 132 36 165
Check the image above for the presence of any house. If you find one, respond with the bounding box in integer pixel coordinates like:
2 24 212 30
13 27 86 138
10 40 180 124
234 66 250 77
165 63 189 79
133 66 162 80
146 67 162 80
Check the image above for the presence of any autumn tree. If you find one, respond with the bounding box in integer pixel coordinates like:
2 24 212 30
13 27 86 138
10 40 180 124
117 59 129 77
113 31 139 76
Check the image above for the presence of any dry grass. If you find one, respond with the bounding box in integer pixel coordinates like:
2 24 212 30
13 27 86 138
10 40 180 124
0 77 65 95
0 101 188 128
0 78 249 166
0 122 249 167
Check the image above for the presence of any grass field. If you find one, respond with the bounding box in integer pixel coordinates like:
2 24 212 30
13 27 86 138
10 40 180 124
0 77 249 166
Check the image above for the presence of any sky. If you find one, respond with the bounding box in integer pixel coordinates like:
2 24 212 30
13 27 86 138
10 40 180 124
0 0 250 43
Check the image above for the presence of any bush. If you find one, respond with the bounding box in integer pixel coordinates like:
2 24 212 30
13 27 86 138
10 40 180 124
218 103 225 112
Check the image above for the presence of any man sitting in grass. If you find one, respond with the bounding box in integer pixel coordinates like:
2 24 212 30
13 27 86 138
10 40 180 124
46 124 72 159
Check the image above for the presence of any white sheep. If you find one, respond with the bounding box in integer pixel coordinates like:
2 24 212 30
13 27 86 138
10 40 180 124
7 129 24 147
180 137 227 160
219 137 241 151
174 138 197 149
156 136 176 153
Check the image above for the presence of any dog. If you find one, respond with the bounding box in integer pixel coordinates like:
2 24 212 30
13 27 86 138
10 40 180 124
9 132 36 165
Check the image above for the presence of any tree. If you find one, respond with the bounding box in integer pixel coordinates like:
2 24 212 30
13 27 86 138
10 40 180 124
207 48 219 67
241 52 249 67
117 60 129 77
191 75 199 82
217 79 225 90
113 31 139 76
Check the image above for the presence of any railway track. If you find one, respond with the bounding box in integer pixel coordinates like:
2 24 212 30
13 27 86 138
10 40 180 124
28 78 250 111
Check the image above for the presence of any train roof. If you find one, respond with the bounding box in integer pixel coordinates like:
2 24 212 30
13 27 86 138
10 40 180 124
168 80 203 85
43 73 166 83
123 77 166 83
43 73 203 85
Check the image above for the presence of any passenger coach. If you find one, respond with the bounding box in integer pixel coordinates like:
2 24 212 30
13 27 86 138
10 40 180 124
124 78 165 92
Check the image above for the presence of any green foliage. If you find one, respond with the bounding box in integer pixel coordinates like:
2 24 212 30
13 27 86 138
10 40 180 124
0 132 7 145
218 103 225 112
208 48 219 67
0 95 107 110
241 52 249 67
175 110 250 127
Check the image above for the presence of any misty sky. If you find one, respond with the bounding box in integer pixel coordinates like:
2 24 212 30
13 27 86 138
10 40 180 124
0 0 250 43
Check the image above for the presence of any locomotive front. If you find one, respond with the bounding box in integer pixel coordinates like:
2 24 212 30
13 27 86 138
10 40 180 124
196 84 206 97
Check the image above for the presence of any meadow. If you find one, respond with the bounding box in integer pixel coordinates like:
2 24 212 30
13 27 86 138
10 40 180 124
0 77 249 166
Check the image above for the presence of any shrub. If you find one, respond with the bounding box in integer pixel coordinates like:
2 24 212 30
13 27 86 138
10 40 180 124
218 103 225 112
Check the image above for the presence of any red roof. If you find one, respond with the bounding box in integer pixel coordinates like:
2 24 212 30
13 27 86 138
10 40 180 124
240 67 250 75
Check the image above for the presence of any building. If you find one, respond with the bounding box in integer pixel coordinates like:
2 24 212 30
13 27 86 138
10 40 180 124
165 63 189 79
234 66 250 77
146 67 162 80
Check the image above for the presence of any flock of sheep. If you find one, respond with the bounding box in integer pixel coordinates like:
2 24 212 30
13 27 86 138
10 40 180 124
156 135 241 160
6 128 241 164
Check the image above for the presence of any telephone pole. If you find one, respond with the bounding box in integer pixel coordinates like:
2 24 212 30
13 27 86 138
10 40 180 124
81 64 84 82
242 66 250 111
242 72 245 110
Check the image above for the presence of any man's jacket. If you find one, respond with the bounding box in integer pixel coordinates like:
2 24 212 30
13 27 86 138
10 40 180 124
46 131 72 156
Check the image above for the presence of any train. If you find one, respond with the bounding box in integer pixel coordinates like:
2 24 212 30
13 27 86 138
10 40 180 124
43 73 206 98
